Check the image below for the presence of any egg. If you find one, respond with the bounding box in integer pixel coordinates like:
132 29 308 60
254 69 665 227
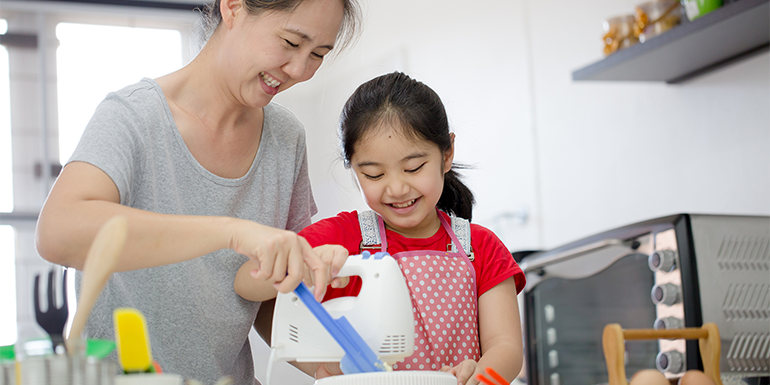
630 369 670 385
678 370 716 385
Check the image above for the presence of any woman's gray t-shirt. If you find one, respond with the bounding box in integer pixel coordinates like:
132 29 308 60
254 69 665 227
69 78 317 385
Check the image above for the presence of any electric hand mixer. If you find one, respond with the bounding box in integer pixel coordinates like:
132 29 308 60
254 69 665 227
269 251 457 385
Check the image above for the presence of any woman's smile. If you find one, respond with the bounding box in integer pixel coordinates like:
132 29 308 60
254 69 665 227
259 71 282 95
260 72 282 88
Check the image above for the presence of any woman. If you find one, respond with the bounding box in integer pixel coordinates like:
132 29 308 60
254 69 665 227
35 0 359 383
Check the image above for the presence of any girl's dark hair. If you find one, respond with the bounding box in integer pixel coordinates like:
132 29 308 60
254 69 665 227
339 71 475 221
200 0 360 52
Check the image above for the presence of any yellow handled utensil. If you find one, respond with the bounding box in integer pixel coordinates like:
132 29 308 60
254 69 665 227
114 307 156 373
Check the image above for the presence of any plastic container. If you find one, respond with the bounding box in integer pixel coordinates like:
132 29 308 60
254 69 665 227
681 0 722 20
634 0 682 42
603 15 639 55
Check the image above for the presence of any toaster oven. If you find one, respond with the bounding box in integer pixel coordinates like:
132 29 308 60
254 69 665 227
520 214 769 385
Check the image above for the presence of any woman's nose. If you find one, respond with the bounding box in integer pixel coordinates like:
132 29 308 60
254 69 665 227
282 54 311 81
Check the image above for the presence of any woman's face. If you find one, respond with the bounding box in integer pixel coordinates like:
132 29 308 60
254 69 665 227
221 0 344 108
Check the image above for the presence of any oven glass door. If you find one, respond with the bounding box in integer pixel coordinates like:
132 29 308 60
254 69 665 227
526 253 658 385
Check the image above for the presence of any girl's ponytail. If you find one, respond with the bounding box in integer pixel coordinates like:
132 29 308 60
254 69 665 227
438 167 475 221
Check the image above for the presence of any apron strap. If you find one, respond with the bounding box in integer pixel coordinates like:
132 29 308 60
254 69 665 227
358 209 470 256
450 215 473 260
358 210 387 251
437 211 472 260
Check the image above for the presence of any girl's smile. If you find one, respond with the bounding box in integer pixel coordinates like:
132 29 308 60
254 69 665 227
388 197 418 209
386 197 421 215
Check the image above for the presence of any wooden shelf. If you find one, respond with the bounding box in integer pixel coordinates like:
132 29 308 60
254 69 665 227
572 0 770 84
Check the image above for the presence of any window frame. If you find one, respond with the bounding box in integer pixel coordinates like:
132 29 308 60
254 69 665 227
0 1 198 225
0 0 199 348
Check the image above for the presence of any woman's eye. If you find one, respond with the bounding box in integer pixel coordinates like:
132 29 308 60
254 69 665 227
284 39 299 48
406 163 426 173
363 173 383 180
311 52 325 59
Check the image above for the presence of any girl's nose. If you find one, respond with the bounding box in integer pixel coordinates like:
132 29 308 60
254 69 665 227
385 176 409 198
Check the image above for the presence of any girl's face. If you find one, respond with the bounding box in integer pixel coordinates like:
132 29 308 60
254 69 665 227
350 123 454 239
220 0 344 108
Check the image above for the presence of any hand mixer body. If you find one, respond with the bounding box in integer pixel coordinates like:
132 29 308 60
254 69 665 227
271 252 415 365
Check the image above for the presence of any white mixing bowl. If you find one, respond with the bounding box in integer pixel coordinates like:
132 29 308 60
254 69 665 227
314 371 457 385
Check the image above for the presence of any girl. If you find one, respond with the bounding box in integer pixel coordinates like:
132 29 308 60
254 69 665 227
236 72 525 385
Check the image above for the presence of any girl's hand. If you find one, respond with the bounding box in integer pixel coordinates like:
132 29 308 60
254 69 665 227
441 360 481 385
314 362 343 379
229 220 329 301
309 245 350 289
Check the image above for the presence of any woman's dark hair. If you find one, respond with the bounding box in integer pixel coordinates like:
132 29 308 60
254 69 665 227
339 71 475 221
200 0 360 52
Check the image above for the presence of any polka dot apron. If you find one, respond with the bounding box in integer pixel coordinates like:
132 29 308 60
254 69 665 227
357 210 480 371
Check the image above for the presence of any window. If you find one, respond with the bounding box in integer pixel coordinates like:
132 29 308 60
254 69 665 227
56 23 183 165
1 5 193 350
0 225 16 346
0 19 15 345
0 19 12 213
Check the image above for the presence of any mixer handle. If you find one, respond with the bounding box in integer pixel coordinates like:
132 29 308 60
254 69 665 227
335 251 391 278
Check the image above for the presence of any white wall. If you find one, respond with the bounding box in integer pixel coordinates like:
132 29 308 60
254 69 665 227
255 2 542 382
527 0 770 247
275 0 543 251
276 0 770 252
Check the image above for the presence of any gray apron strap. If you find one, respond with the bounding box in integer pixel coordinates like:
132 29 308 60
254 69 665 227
358 210 383 250
450 215 473 260
359 209 471 257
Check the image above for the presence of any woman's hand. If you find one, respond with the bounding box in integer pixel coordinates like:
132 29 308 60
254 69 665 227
309 244 350 289
235 244 350 302
441 360 481 385
229 220 330 301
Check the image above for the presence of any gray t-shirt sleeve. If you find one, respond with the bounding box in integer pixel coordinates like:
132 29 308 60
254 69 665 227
69 82 158 206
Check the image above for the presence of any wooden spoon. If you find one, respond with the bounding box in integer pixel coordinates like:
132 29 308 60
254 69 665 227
66 215 128 352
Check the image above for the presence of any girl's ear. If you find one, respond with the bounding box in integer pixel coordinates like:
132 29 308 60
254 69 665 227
220 0 244 30
443 133 456 173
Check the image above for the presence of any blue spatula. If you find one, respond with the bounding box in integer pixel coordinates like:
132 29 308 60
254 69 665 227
293 282 386 374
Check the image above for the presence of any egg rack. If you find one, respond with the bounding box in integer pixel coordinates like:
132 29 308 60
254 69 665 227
602 323 722 385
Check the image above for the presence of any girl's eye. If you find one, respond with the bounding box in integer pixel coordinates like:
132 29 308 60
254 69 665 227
311 52 325 59
284 39 299 48
363 173 383 180
406 163 426 173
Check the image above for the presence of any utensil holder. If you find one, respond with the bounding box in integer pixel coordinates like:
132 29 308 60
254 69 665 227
2 355 115 385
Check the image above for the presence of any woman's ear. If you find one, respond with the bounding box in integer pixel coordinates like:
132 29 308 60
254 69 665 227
443 133 455 173
220 0 244 30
